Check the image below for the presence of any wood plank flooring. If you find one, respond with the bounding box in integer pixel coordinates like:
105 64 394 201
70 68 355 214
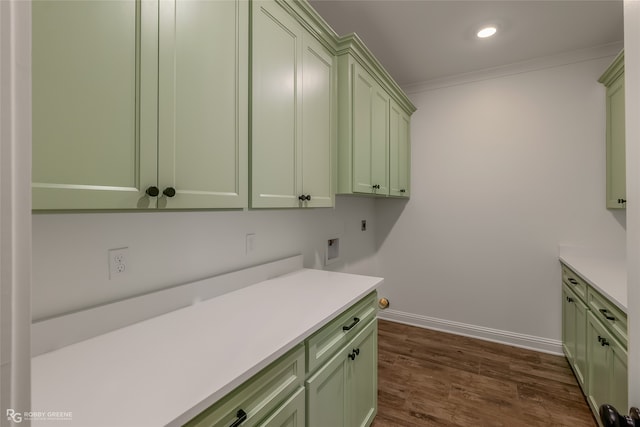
372 320 597 427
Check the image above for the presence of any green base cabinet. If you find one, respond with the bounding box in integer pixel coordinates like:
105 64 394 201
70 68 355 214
306 319 377 427
251 0 336 209
598 51 626 210
561 263 628 422
33 0 248 210
586 312 628 417
562 284 587 389
185 292 378 427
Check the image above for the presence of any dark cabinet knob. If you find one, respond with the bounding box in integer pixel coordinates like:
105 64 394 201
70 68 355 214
146 186 159 197
372 184 380 190
618 198 627 204
299 195 306 201
163 187 176 198
400 189 406 193
305 195 311 201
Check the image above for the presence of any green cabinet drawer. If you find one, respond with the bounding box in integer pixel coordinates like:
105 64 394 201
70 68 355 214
185 344 305 427
306 292 377 375
561 265 588 303
588 287 627 348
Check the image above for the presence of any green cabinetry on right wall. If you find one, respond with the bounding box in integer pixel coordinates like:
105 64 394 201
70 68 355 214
599 50 626 209
561 263 628 422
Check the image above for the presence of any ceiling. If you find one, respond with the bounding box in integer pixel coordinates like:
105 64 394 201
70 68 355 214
308 0 624 86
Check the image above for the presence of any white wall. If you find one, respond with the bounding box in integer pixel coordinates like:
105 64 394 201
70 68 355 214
624 0 640 408
375 49 626 350
32 196 378 320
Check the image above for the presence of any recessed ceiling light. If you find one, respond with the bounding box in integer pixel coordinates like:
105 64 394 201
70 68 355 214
477 26 497 39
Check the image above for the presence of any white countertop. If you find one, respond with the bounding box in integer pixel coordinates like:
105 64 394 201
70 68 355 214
558 246 627 312
31 268 382 427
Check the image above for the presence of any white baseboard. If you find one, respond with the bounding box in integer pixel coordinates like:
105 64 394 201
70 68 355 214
377 309 563 356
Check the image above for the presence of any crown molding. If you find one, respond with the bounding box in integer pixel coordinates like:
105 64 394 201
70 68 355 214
402 41 624 95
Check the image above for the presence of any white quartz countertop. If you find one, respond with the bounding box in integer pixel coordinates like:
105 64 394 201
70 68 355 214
558 246 627 312
31 268 382 427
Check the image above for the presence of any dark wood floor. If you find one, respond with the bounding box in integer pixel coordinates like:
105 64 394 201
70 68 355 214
372 320 597 427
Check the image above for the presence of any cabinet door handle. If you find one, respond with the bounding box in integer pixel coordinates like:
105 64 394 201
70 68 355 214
145 186 159 197
566 296 574 303
372 184 380 190
298 195 306 201
163 187 176 198
229 409 247 427
567 278 578 285
601 338 610 347
597 335 603 343
306 195 311 201
599 308 615 321
618 198 627 204
342 317 360 331
400 189 406 193
353 348 360 356
348 351 357 360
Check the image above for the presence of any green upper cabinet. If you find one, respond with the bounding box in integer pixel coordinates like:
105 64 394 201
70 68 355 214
251 0 336 209
389 100 411 197
157 0 248 209
32 0 247 210
350 62 390 196
336 36 416 198
599 51 625 210
32 0 157 209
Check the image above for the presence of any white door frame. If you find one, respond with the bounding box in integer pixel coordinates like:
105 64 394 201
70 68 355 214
0 1 32 426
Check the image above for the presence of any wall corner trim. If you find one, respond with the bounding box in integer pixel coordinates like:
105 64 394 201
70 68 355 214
378 309 563 356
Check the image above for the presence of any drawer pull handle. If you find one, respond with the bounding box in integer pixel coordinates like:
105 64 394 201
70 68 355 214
566 296 574 303
348 348 360 360
567 278 578 285
343 317 360 331
599 308 615 321
601 338 610 347
229 409 247 427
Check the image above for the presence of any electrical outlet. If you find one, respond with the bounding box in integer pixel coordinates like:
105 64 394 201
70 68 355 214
108 247 129 279
246 233 256 254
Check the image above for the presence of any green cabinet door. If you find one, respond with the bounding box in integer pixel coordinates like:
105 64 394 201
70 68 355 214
599 51 626 209
157 0 248 209
301 34 336 208
605 74 626 209
587 312 609 414
562 284 587 388
306 344 348 427
306 320 377 427
352 63 388 195
251 0 335 208
587 311 628 415
32 0 159 209
610 339 629 413
251 1 303 208
347 320 378 427
389 100 410 197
